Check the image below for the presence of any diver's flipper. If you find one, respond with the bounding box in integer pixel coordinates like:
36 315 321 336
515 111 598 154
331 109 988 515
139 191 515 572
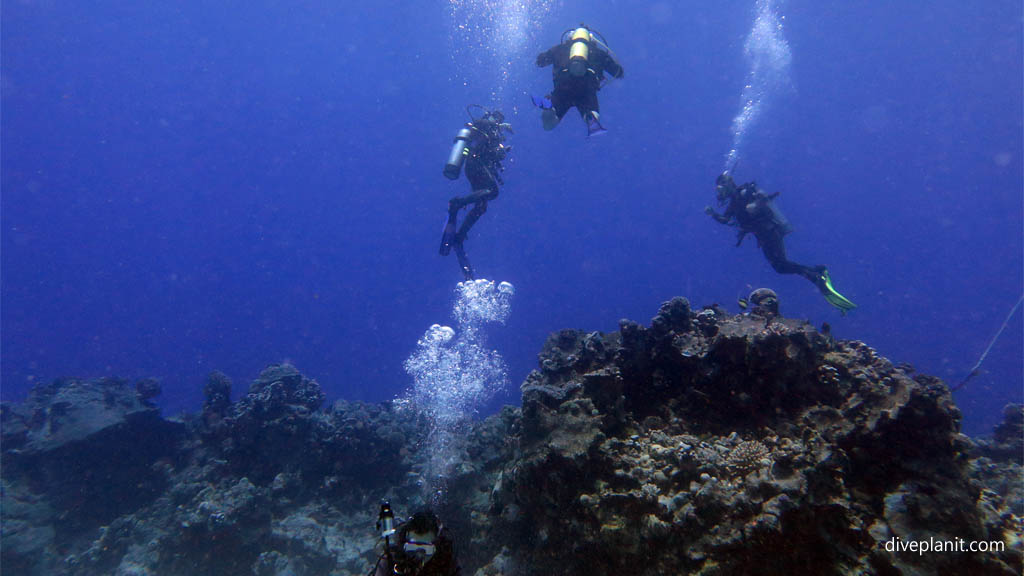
541 108 559 131
531 94 554 110
453 242 474 280
586 114 607 137
439 215 457 256
817 269 857 315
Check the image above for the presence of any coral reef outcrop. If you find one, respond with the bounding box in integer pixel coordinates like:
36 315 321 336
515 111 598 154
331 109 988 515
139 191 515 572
1 377 183 573
1 298 1020 575
478 298 1020 575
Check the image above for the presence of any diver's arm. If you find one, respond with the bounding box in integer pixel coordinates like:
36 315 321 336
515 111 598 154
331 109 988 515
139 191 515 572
535 46 556 67
705 206 731 225
601 49 624 79
607 56 624 79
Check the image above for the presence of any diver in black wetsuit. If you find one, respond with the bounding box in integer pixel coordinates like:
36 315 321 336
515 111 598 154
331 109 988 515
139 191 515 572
369 507 461 576
533 24 624 136
706 173 856 313
440 106 512 281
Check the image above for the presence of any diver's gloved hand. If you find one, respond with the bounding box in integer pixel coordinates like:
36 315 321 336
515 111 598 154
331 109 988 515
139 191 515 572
815 269 857 315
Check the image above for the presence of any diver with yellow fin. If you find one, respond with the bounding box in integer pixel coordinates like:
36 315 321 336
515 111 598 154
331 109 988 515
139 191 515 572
533 24 624 137
440 105 512 280
706 173 857 314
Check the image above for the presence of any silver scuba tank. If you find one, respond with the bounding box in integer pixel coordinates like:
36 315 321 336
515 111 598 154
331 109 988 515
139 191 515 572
444 125 474 180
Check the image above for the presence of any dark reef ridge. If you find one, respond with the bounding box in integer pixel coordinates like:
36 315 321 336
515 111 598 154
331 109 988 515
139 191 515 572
2 298 1021 575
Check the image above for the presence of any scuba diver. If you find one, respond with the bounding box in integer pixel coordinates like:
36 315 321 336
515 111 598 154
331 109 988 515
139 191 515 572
440 105 512 280
706 173 857 314
369 503 461 576
533 24 624 137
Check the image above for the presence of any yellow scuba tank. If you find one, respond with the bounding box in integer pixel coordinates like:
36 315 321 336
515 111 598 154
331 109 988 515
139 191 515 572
568 27 591 77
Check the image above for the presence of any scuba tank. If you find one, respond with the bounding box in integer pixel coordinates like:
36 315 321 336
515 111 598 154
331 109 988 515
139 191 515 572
568 27 591 77
444 106 510 180
444 124 474 180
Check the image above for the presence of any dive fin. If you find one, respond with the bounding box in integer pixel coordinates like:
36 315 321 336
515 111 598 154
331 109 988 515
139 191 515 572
439 215 457 256
817 269 857 315
531 94 554 110
453 242 474 280
586 114 607 137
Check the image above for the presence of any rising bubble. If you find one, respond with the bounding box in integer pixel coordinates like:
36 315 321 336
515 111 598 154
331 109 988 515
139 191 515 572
402 279 515 503
724 0 793 173
447 0 557 108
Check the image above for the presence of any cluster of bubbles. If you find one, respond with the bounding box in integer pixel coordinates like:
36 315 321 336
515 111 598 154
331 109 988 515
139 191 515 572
447 0 556 107
724 0 793 173
402 279 515 503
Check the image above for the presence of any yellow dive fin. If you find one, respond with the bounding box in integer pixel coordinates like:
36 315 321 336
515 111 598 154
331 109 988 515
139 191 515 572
818 269 857 315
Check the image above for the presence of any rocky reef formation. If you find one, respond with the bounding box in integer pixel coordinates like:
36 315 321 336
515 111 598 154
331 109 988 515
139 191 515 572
1 367 444 576
968 403 1024 562
1 298 1021 575
476 299 1021 575
1 377 183 573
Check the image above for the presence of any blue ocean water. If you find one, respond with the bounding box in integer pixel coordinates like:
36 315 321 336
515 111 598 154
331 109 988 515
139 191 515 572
2 0 1020 436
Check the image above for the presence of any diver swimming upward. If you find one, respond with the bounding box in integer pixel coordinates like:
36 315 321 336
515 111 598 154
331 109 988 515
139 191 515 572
440 105 512 280
533 24 624 137
706 173 856 313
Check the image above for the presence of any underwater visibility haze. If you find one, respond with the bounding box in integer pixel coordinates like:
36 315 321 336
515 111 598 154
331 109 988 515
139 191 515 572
2 1 1021 435
2 1 1024 575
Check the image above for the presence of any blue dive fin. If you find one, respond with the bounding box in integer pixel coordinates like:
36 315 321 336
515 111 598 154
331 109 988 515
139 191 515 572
531 94 553 110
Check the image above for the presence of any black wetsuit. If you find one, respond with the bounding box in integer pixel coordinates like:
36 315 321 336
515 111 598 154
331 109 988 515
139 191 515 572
708 180 826 286
440 115 508 280
536 39 623 122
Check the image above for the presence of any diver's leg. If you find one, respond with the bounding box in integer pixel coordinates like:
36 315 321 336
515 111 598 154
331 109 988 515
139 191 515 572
579 89 605 135
761 236 808 276
455 200 488 244
440 195 469 256
578 88 601 120
442 158 499 256
454 165 498 243
759 232 856 311
544 89 571 131
763 235 854 311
